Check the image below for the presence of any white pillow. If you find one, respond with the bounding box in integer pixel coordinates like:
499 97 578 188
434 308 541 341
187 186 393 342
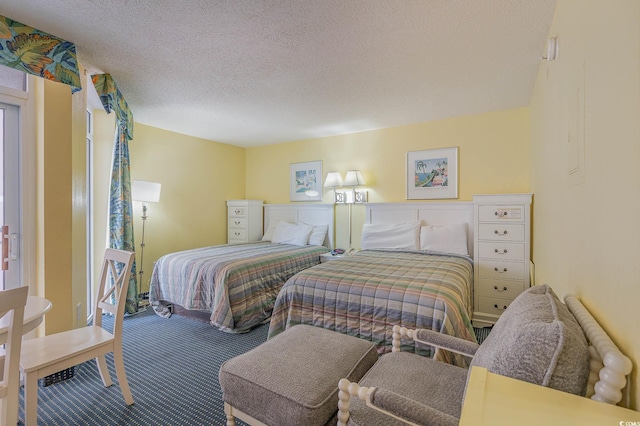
262 220 283 241
420 223 469 256
301 222 329 246
271 221 314 246
361 222 421 250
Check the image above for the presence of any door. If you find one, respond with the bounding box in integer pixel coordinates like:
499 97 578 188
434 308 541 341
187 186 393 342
0 102 21 290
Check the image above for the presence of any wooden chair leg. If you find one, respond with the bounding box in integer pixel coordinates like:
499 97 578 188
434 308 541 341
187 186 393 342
224 402 236 426
23 371 39 426
2 364 20 425
113 349 134 405
95 354 113 387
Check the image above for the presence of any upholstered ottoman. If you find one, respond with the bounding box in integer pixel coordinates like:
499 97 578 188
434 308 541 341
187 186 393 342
219 325 378 426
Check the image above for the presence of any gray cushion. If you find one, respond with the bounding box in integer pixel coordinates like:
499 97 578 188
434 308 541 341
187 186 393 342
469 284 589 395
368 388 458 426
219 324 378 426
348 352 468 425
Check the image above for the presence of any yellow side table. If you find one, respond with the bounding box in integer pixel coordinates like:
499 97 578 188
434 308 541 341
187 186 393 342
460 367 640 425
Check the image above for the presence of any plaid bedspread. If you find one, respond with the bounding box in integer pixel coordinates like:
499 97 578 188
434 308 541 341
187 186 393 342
149 242 329 333
267 250 476 366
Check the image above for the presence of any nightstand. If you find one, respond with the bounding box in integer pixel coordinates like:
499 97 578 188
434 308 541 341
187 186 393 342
227 200 263 244
320 252 345 263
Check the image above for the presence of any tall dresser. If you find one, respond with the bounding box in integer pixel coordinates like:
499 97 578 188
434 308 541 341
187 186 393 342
226 200 264 244
473 194 532 327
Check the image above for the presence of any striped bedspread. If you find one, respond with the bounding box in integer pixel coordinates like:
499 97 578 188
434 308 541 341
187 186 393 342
150 242 329 333
267 250 476 366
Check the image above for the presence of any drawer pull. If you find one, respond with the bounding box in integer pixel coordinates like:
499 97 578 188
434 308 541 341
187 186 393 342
234 220 241 225
234 209 241 215
494 304 508 311
494 267 508 273
494 211 508 217
494 248 508 254
234 232 241 236
494 285 508 292
494 230 508 235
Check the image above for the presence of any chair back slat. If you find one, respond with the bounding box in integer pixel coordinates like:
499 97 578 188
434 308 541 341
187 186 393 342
93 249 135 335
0 286 28 424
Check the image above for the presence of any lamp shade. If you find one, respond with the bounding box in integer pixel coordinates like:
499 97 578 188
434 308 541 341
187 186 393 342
323 172 344 188
132 180 162 203
344 170 365 186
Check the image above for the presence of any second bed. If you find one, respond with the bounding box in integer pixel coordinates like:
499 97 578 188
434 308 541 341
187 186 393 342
267 202 477 366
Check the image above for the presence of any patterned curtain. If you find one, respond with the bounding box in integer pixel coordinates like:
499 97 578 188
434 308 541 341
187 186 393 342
0 15 81 92
92 73 138 314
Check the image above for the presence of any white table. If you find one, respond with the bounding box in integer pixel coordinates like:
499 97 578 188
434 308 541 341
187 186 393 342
320 252 346 263
0 295 53 345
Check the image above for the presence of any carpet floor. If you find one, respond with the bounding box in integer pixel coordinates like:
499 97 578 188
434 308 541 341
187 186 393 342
18 308 268 425
17 309 490 425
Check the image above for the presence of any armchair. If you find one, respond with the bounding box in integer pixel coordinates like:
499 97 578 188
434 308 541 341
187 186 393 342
336 284 622 426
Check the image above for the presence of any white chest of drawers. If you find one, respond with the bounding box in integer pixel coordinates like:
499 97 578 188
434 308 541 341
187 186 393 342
227 200 263 244
473 194 532 327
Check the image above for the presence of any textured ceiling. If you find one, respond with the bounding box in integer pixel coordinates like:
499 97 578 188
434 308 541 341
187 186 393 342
0 1 557 147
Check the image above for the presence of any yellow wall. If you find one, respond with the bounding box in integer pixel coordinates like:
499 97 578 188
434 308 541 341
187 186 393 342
530 0 640 408
91 121 246 295
35 78 87 333
71 67 88 328
246 108 530 248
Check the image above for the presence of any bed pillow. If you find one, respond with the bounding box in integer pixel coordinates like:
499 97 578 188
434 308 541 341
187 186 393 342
420 223 469 256
301 223 329 246
262 220 283 241
361 222 421 250
271 221 314 246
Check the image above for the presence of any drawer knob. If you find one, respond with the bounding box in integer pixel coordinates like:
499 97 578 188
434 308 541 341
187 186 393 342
494 211 508 217
235 209 241 215
494 248 508 254
494 285 508 292
494 267 508 273
235 220 241 225
234 232 240 236
494 304 508 311
494 230 508 235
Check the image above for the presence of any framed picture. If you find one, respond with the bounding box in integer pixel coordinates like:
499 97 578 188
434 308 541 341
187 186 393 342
290 161 323 201
406 147 458 199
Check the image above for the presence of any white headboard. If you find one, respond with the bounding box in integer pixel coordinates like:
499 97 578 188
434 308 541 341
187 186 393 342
364 202 474 256
263 204 335 249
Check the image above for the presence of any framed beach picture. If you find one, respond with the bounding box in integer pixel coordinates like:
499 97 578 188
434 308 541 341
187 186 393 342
290 161 323 201
406 147 458 199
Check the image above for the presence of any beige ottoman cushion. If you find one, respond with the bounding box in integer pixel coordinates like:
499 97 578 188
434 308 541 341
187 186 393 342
219 325 378 426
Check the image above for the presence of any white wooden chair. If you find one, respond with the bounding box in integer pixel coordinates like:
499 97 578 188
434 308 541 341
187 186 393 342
19 249 135 425
0 286 28 426
337 285 633 425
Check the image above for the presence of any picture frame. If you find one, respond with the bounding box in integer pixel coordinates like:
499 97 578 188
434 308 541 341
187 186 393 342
290 161 323 202
406 147 458 199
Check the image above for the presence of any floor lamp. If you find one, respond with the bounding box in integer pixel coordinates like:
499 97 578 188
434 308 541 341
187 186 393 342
132 179 162 306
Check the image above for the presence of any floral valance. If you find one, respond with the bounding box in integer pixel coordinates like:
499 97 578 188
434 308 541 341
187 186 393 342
91 73 134 140
0 15 81 92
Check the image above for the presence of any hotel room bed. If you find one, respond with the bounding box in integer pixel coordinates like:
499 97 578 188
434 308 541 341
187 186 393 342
268 250 475 365
150 203 334 333
267 202 477 366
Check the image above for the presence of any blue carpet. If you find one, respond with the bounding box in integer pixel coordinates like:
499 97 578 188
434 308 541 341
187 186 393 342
18 308 269 425
18 309 491 425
